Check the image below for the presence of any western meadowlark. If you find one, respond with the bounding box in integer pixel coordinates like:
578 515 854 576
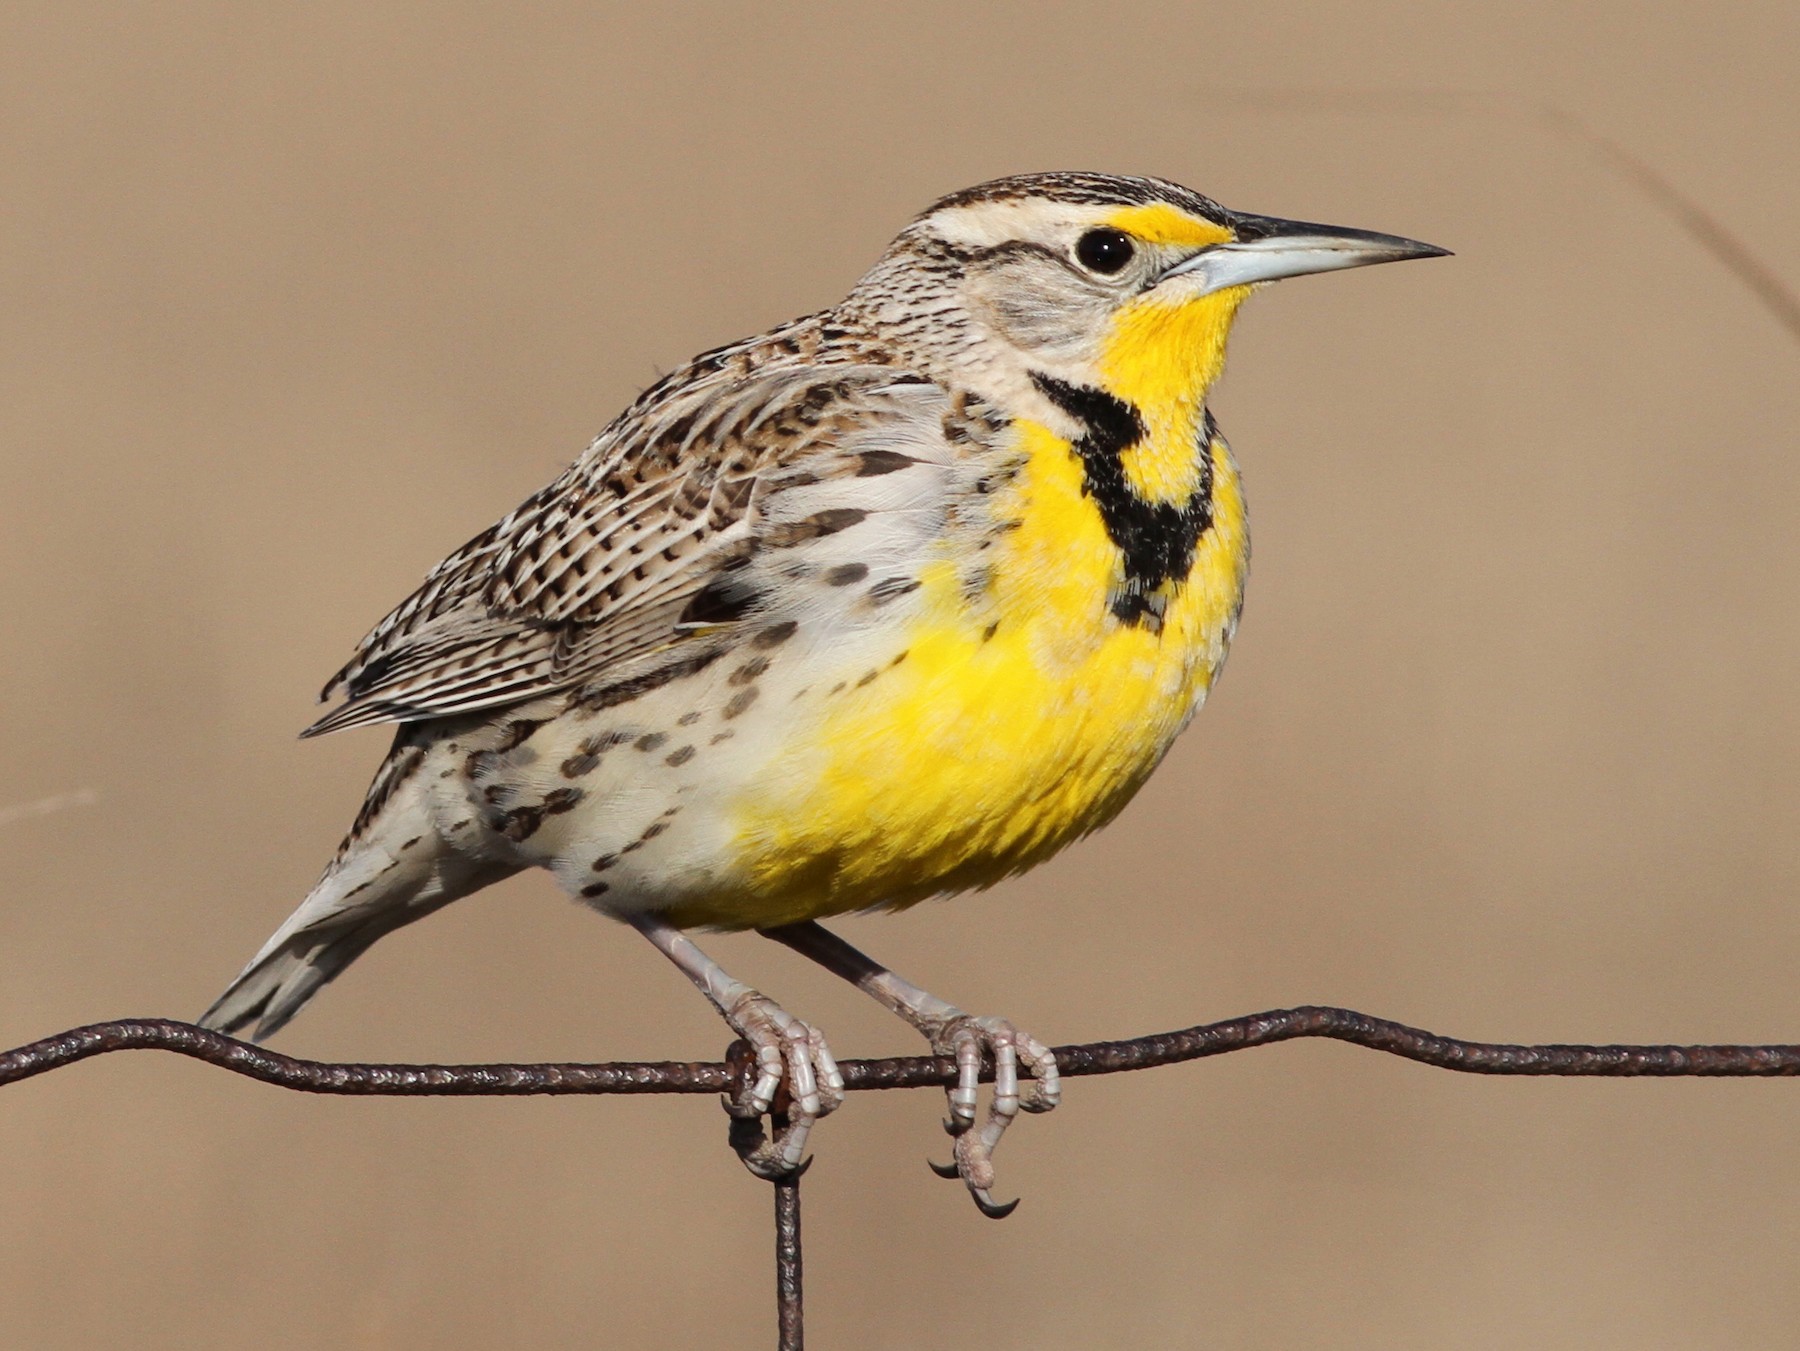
201 171 1445 1214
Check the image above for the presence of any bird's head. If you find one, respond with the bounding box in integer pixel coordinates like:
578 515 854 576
846 171 1448 417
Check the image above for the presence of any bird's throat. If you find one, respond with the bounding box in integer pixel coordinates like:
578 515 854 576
1028 285 1244 628
1098 285 1248 505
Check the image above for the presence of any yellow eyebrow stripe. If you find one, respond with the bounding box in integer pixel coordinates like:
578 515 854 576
1102 203 1233 249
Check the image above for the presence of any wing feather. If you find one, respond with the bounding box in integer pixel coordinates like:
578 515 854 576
303 357 985 736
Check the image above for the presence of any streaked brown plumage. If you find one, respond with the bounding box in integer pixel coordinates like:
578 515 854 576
200 171 1446 1213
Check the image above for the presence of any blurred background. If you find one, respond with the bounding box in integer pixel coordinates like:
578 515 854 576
3 4 1799 1347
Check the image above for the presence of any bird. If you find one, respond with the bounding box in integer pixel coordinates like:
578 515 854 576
200 171 1446 1215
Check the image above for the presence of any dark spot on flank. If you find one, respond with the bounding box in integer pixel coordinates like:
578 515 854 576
830 681 847 694
561 730 628 778
867 576 921 606
981 621 1000 642
448 819 472 833
752 621 798 649
635 731 669 752
854 449 918 477
723 687 760 719
710 730 735 745
497 804 546 842
856 668 880 687
729 656 770 686
543 788 584 815
641 821 669 842
891 650 909 666
677 711 702 726
400 836 423 851
482 784 509 804
825 562 869 587
665 745 696 767
806 510 872 540
581 881 611 898
764 507 868 547
591 853 618 872
439 768 456 779
620 839 645 855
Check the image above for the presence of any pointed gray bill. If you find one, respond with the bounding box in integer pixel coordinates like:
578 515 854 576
1158 213 1451 297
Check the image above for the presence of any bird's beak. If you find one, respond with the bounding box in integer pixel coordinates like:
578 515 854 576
1156 213 1451 297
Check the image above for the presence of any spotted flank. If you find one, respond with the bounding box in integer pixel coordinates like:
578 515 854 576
199 170 1447 1210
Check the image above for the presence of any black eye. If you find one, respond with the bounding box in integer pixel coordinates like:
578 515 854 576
1074 227 1135 275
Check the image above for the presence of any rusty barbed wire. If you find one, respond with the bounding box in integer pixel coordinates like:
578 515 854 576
6 1006 1799 1097
5 1005 1795 1351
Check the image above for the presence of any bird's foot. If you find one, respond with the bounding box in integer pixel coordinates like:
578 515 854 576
721 993 844 1179
924 1014 1060 1218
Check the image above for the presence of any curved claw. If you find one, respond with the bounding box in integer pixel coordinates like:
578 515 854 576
927 1156 961 1179
917 1013 1060 1215
970 1189 1020 1221
719 996 843 1180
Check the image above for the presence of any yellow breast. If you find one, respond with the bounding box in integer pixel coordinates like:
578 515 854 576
702 410 1250 930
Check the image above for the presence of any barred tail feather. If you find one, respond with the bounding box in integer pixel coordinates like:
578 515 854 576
198 896 428 1041
199 736 515 1041
195 861 502 1041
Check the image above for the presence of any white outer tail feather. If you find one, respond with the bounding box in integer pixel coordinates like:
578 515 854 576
198 743 515 1041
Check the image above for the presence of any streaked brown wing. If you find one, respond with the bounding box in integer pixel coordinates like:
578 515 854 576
302 363 953 737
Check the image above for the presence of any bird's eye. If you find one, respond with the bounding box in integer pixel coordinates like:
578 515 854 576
1074 228 1136 275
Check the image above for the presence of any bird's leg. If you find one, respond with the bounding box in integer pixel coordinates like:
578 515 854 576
628 913 844 1178
760 920 1059 1218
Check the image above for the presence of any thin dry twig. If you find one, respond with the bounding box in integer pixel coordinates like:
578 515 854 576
1217 88 1800 347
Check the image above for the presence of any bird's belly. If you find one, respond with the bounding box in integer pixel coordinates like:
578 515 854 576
676 428 1250 929
463 430 1249 931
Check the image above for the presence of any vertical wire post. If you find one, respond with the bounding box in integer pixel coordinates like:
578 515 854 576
773 1169 803 1350
770 1109 804 1350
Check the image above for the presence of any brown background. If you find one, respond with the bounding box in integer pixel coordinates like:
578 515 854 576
4 4 1798 1348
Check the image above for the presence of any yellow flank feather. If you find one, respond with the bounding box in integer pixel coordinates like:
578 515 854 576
708 399 1250 931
